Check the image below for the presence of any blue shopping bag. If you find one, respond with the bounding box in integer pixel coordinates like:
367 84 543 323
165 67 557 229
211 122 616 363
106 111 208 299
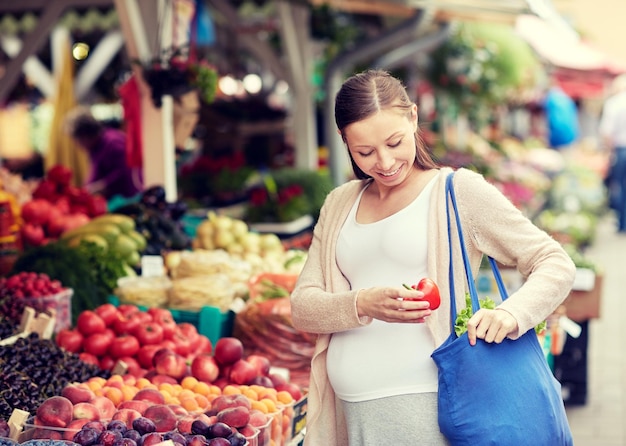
431 172 573 446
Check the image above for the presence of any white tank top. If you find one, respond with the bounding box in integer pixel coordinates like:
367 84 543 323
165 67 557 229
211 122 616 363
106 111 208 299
327 175 439 402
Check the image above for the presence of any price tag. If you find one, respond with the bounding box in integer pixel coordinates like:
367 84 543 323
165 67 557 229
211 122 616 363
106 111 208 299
141 255 165 277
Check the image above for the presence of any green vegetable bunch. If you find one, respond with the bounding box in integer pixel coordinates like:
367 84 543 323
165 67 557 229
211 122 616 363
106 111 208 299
455 294 546 337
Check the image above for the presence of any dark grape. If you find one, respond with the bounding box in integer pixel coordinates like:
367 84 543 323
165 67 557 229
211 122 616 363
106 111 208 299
112 439 137 446
0 334 109 419
123 430 142 443
132 418 156 436
163 431 186 445
74 427 101 446
190 419 210 436
206 422 231 439
226 432 247 446
107 420 127 434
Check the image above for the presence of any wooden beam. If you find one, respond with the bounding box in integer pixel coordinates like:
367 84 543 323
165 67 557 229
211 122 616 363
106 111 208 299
309 0 415 16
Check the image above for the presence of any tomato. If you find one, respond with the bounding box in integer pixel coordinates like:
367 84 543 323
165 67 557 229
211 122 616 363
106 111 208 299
76 310 107 335
171 331 192 357
83 332 113 357
94 303 121 326
147 307 173 320
134 322 164 345
109 335 141 358
177 322 199 342
117 304 140 317
79 352 100 367
55 328 84 353
408 278 441 310
134 311 153 324
151 310 177 339
137 344 163 369
113 313 142 336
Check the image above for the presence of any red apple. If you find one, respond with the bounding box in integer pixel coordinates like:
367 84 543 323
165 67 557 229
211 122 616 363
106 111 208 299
111 408 143 429
133 388 165 405
61 383 96 405
250 375 274 388
143 404 178 432
190 354 220 383
72 402 101 421
246 354 271 376
89 396 116 420
229 359 257 385
269 372 288 388
213 337 244 365
35 396 74 428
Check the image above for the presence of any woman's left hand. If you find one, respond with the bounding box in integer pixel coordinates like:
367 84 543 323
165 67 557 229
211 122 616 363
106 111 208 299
466 308 518 346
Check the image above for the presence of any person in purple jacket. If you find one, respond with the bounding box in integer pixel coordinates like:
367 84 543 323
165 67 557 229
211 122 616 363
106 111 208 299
65 107 143 199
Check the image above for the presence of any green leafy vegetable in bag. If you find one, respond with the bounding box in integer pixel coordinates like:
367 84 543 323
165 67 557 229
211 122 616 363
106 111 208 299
454 294 546 337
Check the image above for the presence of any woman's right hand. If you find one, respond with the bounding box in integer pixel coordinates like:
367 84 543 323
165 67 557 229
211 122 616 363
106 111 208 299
356 286 432 323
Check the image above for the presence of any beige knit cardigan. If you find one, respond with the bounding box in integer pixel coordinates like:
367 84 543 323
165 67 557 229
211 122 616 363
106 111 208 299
290 167 576 446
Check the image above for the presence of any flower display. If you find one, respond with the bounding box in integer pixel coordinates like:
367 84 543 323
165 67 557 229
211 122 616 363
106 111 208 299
139 46 218 107
246 181 311 224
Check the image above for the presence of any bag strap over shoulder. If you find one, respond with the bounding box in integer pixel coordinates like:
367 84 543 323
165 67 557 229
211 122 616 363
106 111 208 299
445 172 509 330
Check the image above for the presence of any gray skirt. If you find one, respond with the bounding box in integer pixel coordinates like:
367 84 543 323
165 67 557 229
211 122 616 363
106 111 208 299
341 392 450 446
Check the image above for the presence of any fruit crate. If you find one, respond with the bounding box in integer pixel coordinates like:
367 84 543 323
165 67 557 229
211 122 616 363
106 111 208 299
107 295 234 346
18 417 82 443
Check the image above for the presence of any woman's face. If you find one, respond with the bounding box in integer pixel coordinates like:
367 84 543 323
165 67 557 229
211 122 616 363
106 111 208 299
343 105 418 187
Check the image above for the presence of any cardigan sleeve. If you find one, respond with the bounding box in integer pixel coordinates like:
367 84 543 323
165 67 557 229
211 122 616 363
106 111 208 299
453 169 576 337
290 182 373 334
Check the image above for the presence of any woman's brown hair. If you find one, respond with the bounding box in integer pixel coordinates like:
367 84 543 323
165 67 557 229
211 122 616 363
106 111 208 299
334 69 438 179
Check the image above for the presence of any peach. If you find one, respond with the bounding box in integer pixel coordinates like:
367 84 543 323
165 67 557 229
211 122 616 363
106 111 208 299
133 388 165 405
149 373 179 387
118 400 151 414
154 350 188 380
143 404 178 432
248 409 269 428
211 394 251 413
61 383 96 405
36 396 74 428
140 432 164 446
216 406 250 429
175 414 197 434
275 382 303 401
89 395 116 420
111 408 143 429
72 402 101 421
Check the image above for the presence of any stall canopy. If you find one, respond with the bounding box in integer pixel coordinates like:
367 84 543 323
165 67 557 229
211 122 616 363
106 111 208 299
515 14 626 98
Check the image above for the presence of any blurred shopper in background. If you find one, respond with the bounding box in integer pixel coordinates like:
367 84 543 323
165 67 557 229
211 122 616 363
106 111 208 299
544 83 580 150
599 74 626 232
65 107 143 200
